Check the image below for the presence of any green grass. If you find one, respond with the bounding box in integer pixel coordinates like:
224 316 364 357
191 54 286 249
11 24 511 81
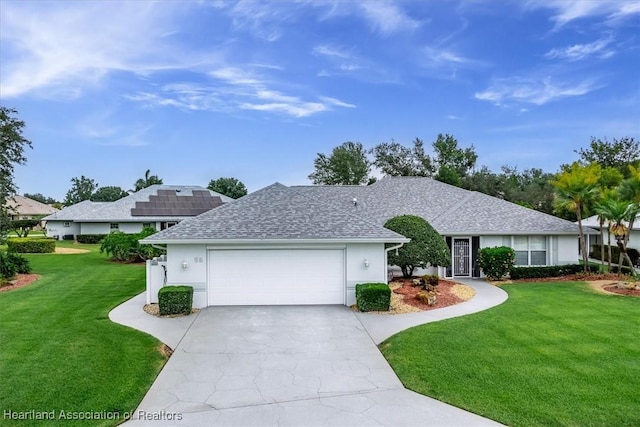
0 243 166 426
381 281 640 427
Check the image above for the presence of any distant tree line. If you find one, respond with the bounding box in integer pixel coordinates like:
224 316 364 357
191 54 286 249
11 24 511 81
308 135 639 222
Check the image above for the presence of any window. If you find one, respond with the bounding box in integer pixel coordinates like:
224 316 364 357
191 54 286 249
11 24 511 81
160 221 177 230
513 236 547 266
142 222 154 230
63 222 70 227
110 223 119 230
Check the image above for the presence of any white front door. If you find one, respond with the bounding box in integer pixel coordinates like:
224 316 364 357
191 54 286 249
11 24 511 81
207 249 345 306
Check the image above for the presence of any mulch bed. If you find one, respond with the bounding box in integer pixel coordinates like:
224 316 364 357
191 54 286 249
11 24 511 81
391 278 464 310
603 285 640 296
496 273 626 283
0 274 41 292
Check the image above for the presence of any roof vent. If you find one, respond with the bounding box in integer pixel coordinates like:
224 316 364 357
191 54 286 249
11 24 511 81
352 197 357 207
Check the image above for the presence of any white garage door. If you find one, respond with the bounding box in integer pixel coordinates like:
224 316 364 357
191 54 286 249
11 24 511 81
208 249 345 306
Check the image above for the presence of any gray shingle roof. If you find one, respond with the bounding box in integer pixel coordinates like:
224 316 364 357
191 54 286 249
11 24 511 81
290 177 583 234
42 200 107 221
143 176 585 243
42 185 232 222
143 183 408 242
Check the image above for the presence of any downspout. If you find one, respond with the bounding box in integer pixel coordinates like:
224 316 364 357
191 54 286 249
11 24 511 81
385 243 406 282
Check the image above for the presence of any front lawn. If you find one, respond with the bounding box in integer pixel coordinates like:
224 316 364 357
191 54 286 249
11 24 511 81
0 244 166 426
381 281 640 427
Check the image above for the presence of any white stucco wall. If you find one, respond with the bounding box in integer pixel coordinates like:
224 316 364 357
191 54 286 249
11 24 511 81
166 244 208 308
119 223 145 233
45 220 80 239
80 223 111 235
158 242 387 308
553 235 578 265
345 243 387 306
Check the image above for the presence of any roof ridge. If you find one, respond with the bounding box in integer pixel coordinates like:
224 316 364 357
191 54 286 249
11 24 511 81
430 191 476 226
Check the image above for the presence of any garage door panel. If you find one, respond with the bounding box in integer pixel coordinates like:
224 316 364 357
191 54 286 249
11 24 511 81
208 249 345 306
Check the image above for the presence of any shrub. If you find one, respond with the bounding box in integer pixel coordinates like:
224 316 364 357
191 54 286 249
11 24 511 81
0 251 30 280
76 234 106 244
477 246 516 280
384 215 450 278
422 274 439 287
508 264 595 280
7 238 55 253
0 252 17 280
355 283 391 312
592 245 639 267
100 227 163 262
158 286 194 315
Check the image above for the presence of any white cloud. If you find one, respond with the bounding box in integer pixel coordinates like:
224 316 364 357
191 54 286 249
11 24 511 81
423 46 476 67
475 76 599 106
545 37 614 61
0 1 207 98
313 45 352 59
357 1 420 34
526 0 640 28
126 69 356 118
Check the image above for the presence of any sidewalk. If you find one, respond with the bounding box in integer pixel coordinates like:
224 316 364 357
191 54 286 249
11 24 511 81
355 278 508 344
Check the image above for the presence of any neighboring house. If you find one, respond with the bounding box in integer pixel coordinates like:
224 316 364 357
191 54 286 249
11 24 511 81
142 177 588 308
4 195 59 230
5 195 58 220
582 214 640 253
42 185 232 240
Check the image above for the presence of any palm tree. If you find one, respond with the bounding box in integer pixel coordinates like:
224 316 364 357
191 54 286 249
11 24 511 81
618 165 640 250
593 197 614 270
597 199 639 274
552 163 601 273
132 169 163 192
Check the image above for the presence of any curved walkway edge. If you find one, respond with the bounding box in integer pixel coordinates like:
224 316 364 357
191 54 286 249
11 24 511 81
355 278 509 344
109 293 200 350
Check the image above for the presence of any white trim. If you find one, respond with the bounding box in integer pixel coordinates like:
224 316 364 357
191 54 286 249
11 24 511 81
143 237 410 245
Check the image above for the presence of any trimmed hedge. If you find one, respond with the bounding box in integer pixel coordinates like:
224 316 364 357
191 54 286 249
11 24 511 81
158 286 194 315
7 238 55 254
592 244 639 266
509 264 595 280
76 234 107 244
355 283 391 312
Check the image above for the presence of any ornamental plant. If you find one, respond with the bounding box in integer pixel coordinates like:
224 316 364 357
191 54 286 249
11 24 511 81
384 215 450 277
477 246 516 280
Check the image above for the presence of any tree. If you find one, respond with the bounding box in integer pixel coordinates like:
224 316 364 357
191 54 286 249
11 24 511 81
308 141 372 185
133 169 163 192
552 163 601 273
432 133 477 180
1 107 32 241
9 218 41 238
461 166 506 198
593 194 618 270
384 215 451 278
207 177 247 199
23 193 58 204
575 137 640 174
371 138 434 177
64 176 98 205
617 165 640 255
595 198 639 273
91 186 128 202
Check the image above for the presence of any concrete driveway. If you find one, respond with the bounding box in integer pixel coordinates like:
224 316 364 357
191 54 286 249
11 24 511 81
120 304 503 426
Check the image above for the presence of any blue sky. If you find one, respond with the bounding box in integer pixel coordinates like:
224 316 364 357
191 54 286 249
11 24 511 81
1 0 639 201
